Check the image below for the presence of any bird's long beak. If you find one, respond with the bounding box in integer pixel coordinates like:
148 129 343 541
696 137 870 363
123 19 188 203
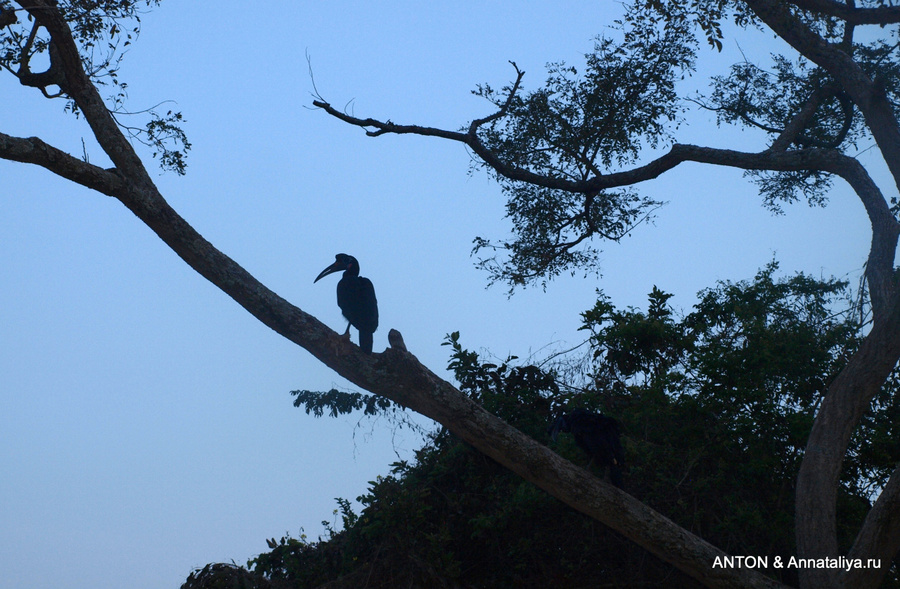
314 261 342 283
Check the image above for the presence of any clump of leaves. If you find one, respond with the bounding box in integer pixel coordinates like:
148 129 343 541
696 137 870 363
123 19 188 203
291 388 394 418
469 2 693 290
0 1 190 173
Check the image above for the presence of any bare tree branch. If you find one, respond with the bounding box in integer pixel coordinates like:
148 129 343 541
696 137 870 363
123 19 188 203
0 131 124 195
787 0 900 25
468 61 525 131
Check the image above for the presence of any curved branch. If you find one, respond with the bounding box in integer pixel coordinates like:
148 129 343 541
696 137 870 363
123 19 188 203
314 96 874 191
807 92 854 149
0 131 124 195
769 86 854 152
312 97 590 192
797 297 900 588
787 0 900 25
313 95 899 310
845 461 900 588
12 16 66 96
744 0 900 215
738 4 900 587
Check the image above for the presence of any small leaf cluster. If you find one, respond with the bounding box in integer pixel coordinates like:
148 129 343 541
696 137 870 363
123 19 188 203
472 185 662 290
634 0 759 51
581 285 689 390
0 1 190 173
290 388 394 418
443 330 556 438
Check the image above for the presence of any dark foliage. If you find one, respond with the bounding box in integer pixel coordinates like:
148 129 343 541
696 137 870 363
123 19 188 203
187 265 900 588
463 0 900 288
291 388 394 418
549 409 626 487
469 3 693 289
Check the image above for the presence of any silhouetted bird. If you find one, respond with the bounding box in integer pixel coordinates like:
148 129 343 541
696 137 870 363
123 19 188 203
549 408 625 488
314 253 378 353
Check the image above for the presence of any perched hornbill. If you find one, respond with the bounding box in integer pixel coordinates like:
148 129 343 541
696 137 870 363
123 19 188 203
548 408 625 488
314 253 378 353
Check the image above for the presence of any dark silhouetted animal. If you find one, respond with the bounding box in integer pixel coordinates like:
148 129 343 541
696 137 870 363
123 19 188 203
548 408 625 488
314 253 378 353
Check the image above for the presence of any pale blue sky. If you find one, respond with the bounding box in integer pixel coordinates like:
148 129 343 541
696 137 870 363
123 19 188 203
0 2 876 588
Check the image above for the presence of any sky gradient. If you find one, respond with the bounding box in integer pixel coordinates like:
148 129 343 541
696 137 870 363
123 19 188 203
0 2 876 588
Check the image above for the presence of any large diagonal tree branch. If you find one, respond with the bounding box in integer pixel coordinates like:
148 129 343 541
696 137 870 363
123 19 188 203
3 144 789 589
0 3 791 588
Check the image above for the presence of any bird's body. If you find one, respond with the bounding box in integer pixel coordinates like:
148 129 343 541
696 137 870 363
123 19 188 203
315 254 378 353
549 409 625 488
336 271 378 352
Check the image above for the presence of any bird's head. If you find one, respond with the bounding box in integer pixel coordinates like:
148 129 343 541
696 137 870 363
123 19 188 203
314 253 359 283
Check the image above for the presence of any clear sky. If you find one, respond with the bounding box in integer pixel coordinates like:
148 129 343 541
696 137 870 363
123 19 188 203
0 2 877 588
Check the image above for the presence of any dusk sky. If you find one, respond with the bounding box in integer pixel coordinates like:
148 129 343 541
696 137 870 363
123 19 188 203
0 2 876 588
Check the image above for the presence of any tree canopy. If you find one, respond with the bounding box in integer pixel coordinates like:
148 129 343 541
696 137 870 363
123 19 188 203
311 4 900 582
190 266 896 588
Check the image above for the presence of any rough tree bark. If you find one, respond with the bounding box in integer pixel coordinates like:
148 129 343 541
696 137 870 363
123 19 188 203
2 2 899 589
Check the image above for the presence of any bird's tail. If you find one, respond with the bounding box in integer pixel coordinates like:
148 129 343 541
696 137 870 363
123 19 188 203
359 331 374 354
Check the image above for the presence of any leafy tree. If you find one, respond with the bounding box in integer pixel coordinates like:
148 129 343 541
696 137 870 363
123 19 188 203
4 1 900 588
187 267 894 588
313 2 900 587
